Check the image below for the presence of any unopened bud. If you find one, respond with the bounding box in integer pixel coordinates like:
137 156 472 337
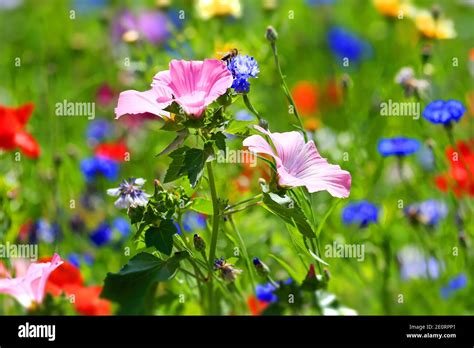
193 234 206 252
265 26 278 43
430 5 441 21
253 257 270 276
258 118 269 130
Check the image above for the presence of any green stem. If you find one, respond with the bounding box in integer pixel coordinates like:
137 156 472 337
270 41 307 141
242 93 262 121
225 194 262 211
224 201 260 215
207 161 221 268
228 215 256 291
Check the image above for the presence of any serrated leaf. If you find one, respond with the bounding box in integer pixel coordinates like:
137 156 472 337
211 132 227 156
101 252 185 314
144 220 177 255
184 148 207 188
163 146 189 183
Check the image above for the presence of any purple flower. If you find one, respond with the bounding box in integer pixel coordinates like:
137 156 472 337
107 178 150 209
398 246 443 280
404 200 448 227
111 10 170 45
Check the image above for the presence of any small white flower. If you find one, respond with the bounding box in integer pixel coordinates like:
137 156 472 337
107 178 150 210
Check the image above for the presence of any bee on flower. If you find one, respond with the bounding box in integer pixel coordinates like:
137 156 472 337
214 257 242 282
107 178 151 209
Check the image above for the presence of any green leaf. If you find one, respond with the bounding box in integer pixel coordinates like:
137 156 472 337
262 191 315 238
190 197 213 215
157 129 189 157
101 252 186 315
211 132 227 156
144 220 177 255
128 206 145 224
183 148 207 188
164 146 189 183
226 120 254 136
315 200 341 238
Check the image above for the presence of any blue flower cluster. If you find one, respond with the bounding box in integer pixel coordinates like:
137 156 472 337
377 137 421 157
422 100 466 125
86 119 113 144
80 157 119 182
342 201 379 228
255 279 292 303
327 27 370 64
228 55 259 93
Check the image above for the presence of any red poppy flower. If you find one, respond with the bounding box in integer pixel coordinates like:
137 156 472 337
94 142 128 162
40 257 111 315
0 103 40 158
291 81 319 116
247 295 269 315
62 284 111 316
435 140 474 197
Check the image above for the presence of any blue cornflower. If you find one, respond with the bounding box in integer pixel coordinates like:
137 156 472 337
342 201 379 228
113 217 131 238
31 219 61 243
182 211 207 232
80 157 119 182
68 253 81 268
107 178 150 210
441 274 467 299
256 282 278 303
306 0 335 5
90 221 113 246
398 246 443 280
327 27 370 64
228 55 259 93
422 100 466 125
86 119 112 143
405 200 448 227
417 144 435 172
377 137 421 157
83 253 94 266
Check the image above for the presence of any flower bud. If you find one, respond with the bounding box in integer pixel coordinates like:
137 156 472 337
253 257 270 276
193 234 206 252
258 118 269 130
265 26 278 43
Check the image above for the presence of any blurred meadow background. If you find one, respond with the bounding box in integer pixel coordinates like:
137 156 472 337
0 0 473 315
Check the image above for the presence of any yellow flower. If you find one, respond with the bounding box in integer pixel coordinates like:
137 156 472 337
196 0 242 20
213 41 240 59
373 0 414 19
414 9 456 39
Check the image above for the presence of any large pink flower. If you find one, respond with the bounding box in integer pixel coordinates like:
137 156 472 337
115 59 233 119
0 253 63 308
243 126 351 198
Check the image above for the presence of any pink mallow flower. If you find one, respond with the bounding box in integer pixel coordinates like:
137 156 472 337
0 253 63 308
115 59 233 119
243 126 351 198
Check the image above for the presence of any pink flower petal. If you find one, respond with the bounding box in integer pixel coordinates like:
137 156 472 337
114 89 171 119
0 253 63 308
243 127 351 198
